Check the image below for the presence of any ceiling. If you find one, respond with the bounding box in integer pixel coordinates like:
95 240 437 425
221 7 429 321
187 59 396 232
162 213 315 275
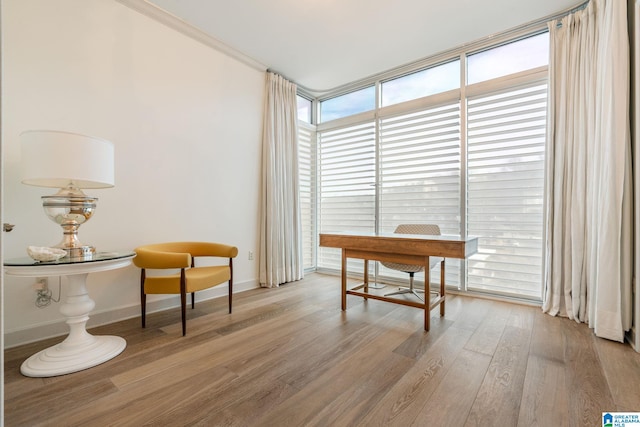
144 0 582 94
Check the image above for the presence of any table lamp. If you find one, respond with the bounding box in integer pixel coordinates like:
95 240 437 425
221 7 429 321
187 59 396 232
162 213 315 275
20 130 115 259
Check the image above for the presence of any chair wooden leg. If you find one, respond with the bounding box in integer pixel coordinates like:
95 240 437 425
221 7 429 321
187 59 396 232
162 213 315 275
141 294 147 328
140 269 146 328
180 269 187 336
191 292 195 309
228 258 233 314
180 292 187 336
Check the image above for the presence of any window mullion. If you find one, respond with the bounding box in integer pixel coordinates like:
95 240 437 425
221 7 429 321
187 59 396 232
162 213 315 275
459 52 469 292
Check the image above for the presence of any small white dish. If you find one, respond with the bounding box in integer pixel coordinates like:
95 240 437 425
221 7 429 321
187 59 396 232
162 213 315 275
27 246 67 262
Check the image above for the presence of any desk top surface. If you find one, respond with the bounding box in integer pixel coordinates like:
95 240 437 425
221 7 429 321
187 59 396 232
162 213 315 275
319 232 478 259
320 231 476 241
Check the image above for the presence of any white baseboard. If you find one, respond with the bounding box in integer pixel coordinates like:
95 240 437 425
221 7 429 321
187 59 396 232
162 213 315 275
4 279 260 348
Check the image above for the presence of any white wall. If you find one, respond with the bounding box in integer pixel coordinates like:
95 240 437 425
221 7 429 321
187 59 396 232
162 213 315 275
2 0 265 346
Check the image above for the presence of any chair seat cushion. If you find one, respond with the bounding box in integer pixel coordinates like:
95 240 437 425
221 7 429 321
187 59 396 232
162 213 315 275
143 265 231 294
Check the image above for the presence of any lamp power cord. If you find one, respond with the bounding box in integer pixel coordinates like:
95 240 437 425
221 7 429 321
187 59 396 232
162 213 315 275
35 277 61 308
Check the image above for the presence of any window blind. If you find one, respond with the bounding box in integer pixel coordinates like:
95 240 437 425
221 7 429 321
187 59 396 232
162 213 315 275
298 123 316 270
317 121 376 273
466 82 547 299
378 103 462 286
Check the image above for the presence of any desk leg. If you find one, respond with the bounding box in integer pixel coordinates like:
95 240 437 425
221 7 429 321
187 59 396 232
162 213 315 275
424 257 430 332
341 250 347 311
20 273 126 377
440 260 446 316
363 259 369 297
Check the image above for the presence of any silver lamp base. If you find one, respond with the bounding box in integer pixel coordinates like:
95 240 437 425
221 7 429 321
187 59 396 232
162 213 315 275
42 187 98 259
58 245 96 259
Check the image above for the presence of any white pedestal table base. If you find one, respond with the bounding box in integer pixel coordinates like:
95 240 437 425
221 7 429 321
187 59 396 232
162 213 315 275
4 254 134 378
21 335 125 377
22 271 127 377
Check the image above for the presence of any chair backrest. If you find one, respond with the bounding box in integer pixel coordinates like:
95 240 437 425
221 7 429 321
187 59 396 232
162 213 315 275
133 242 238 269
393 224 441 236
380 224 442 274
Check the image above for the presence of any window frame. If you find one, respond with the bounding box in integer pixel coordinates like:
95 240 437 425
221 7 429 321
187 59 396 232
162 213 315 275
301 28 550 302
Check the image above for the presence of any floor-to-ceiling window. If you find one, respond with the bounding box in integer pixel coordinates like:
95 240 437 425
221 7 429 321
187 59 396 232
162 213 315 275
299 30 549 301
297 95 317 271
377 61 463 286
466 82 547 299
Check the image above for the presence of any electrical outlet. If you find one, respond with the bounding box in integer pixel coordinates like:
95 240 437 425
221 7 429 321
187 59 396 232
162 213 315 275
248 251 254 260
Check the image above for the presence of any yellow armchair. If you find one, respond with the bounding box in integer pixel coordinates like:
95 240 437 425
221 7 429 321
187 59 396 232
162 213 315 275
133 242 238 336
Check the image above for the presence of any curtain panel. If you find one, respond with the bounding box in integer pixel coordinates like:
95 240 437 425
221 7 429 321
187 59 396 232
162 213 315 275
543 0 633 342
259 72 304 288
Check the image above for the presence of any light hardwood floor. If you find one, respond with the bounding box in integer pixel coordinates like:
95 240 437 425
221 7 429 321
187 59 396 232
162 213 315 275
5 273 640 426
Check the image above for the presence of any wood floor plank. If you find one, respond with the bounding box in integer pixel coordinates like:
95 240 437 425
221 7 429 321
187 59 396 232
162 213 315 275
4 273 640 427
463 300 511 356
528 307 567 363
5 378 118 426
356 326 475 426
303 350 415 426
564 319 617 426
112 304 321 389
594 336 640 411
252 315 415 426
464 325 532 426
515 306 570 426
449 297 495 332
151 321 403 425
409 348 493 427
47 365 239 427
130 308 383 425
506 302 537 330
517 354 568 427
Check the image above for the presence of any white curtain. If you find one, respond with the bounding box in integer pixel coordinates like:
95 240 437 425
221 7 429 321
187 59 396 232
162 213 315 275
544 0 633 342
259 72 304 288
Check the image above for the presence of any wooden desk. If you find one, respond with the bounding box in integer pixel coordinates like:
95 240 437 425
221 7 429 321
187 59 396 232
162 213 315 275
319 232 478 331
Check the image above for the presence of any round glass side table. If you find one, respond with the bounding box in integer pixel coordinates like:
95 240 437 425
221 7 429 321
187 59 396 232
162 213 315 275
4 251 135 377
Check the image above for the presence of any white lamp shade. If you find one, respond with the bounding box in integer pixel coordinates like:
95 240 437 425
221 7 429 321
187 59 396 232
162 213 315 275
20 130 115 189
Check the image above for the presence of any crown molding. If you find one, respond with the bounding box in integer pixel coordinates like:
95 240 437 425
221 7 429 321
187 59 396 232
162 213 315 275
114 0 267 72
